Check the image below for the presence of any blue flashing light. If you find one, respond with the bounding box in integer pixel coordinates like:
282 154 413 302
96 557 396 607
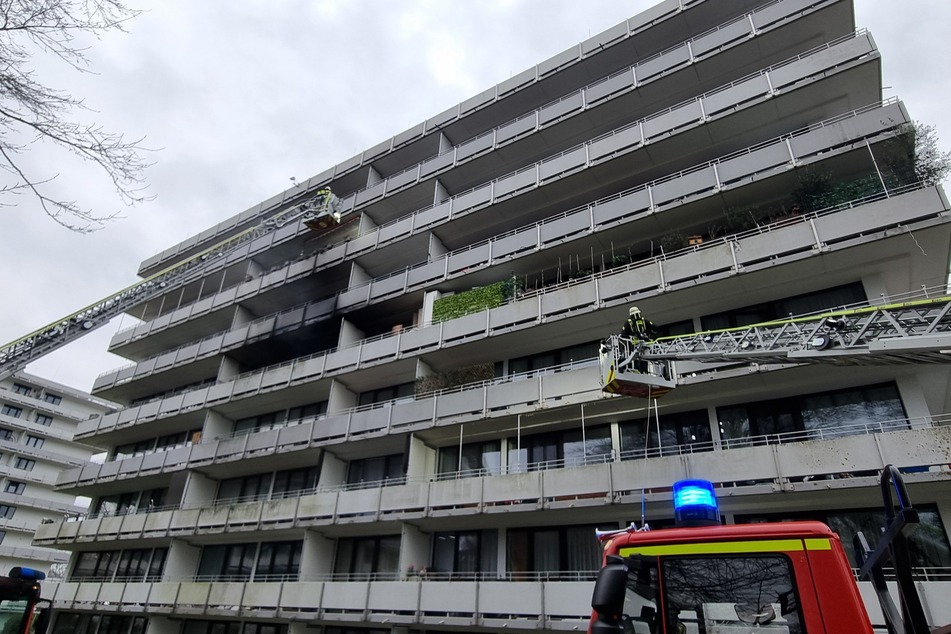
673 480 717 510
673 479 720 527
9 567 45 581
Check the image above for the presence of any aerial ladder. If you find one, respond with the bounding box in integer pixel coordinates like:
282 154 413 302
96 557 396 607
0 189 343 383
600 293 951 398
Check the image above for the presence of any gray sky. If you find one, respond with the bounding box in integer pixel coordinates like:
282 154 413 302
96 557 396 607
2 1 950 393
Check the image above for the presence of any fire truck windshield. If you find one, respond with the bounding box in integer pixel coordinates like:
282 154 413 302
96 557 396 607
617 553 805 633
0 597 34 634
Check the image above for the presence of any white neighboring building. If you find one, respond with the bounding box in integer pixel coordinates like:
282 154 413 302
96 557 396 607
0 372 107 575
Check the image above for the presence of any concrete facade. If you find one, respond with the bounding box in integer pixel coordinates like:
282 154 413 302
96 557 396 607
37 1 951 633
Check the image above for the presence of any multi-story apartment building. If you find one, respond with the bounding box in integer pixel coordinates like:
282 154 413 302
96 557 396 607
35 1 951 633
0 372 106 575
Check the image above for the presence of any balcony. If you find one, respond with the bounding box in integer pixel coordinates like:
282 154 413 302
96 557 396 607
108 38 885 362
41 420 951 545
338 20 875 227
67 362 603 473
42 573 951 631
80 180 950 437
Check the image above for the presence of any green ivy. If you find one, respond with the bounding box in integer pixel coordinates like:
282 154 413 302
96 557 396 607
432 279 521 323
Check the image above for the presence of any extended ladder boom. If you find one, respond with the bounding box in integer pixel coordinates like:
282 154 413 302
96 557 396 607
0 191 341 382
645 295 951 365
601 295 951 397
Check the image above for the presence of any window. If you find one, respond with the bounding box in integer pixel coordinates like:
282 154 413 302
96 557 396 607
197 543 256 581
0 427 14 441
182 621 286 634
432 530 497 576
736 505 951 570
507 524 603 579
438 440 502 478
53 613 148 634
34 413 53 426
233 403 327 436
507 425 612 472
4 481 25 495
72 551 119 580
155 430 189 450
234 411 279 435
42 393 62 405
1 404 22 419
25 435 44 448
508 341 600 376
0 530 6 544
197 541 301 582
114 438 156 460
254 540 302 581
14 457 36 471
661 555 804 633
12 383 30 396
656 318 695 338
717 382 906 444
700 282 865 330
358 382 415 406
272 466 320 497
613 553 805 634
95 488 167 516
287 401 327 422
347 454 404 487
217 473 272 502
113 548 168 581
334 535 401 577
619 410 712 458
0 504 16 519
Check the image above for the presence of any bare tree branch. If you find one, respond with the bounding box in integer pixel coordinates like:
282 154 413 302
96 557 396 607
0 0 150 233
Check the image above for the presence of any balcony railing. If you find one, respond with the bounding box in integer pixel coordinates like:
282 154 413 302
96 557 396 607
58 414 949 524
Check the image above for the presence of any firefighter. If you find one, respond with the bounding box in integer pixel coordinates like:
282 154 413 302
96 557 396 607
620 306 656 373
621 306 656 342
313 188 331 209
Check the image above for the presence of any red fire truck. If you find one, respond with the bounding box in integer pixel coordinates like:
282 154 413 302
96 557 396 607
588 467 949 633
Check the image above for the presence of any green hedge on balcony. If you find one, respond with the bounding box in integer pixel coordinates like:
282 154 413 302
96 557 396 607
432 279 519 323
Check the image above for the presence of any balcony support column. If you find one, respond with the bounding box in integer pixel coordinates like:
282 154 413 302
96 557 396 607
318 450 347 488
400 523 430 577
366 165 383 187
406 433 435 480
164 538 201 580
203 409 233 440
302 529 335 579
327 378 357 414
428 233 448 259
338 318 365 348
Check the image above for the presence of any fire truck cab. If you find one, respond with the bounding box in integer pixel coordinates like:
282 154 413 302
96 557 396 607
589 471 945 634
0 567 50 634
591 521 867 633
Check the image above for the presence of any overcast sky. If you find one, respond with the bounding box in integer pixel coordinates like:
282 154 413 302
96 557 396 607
2 0 950 394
